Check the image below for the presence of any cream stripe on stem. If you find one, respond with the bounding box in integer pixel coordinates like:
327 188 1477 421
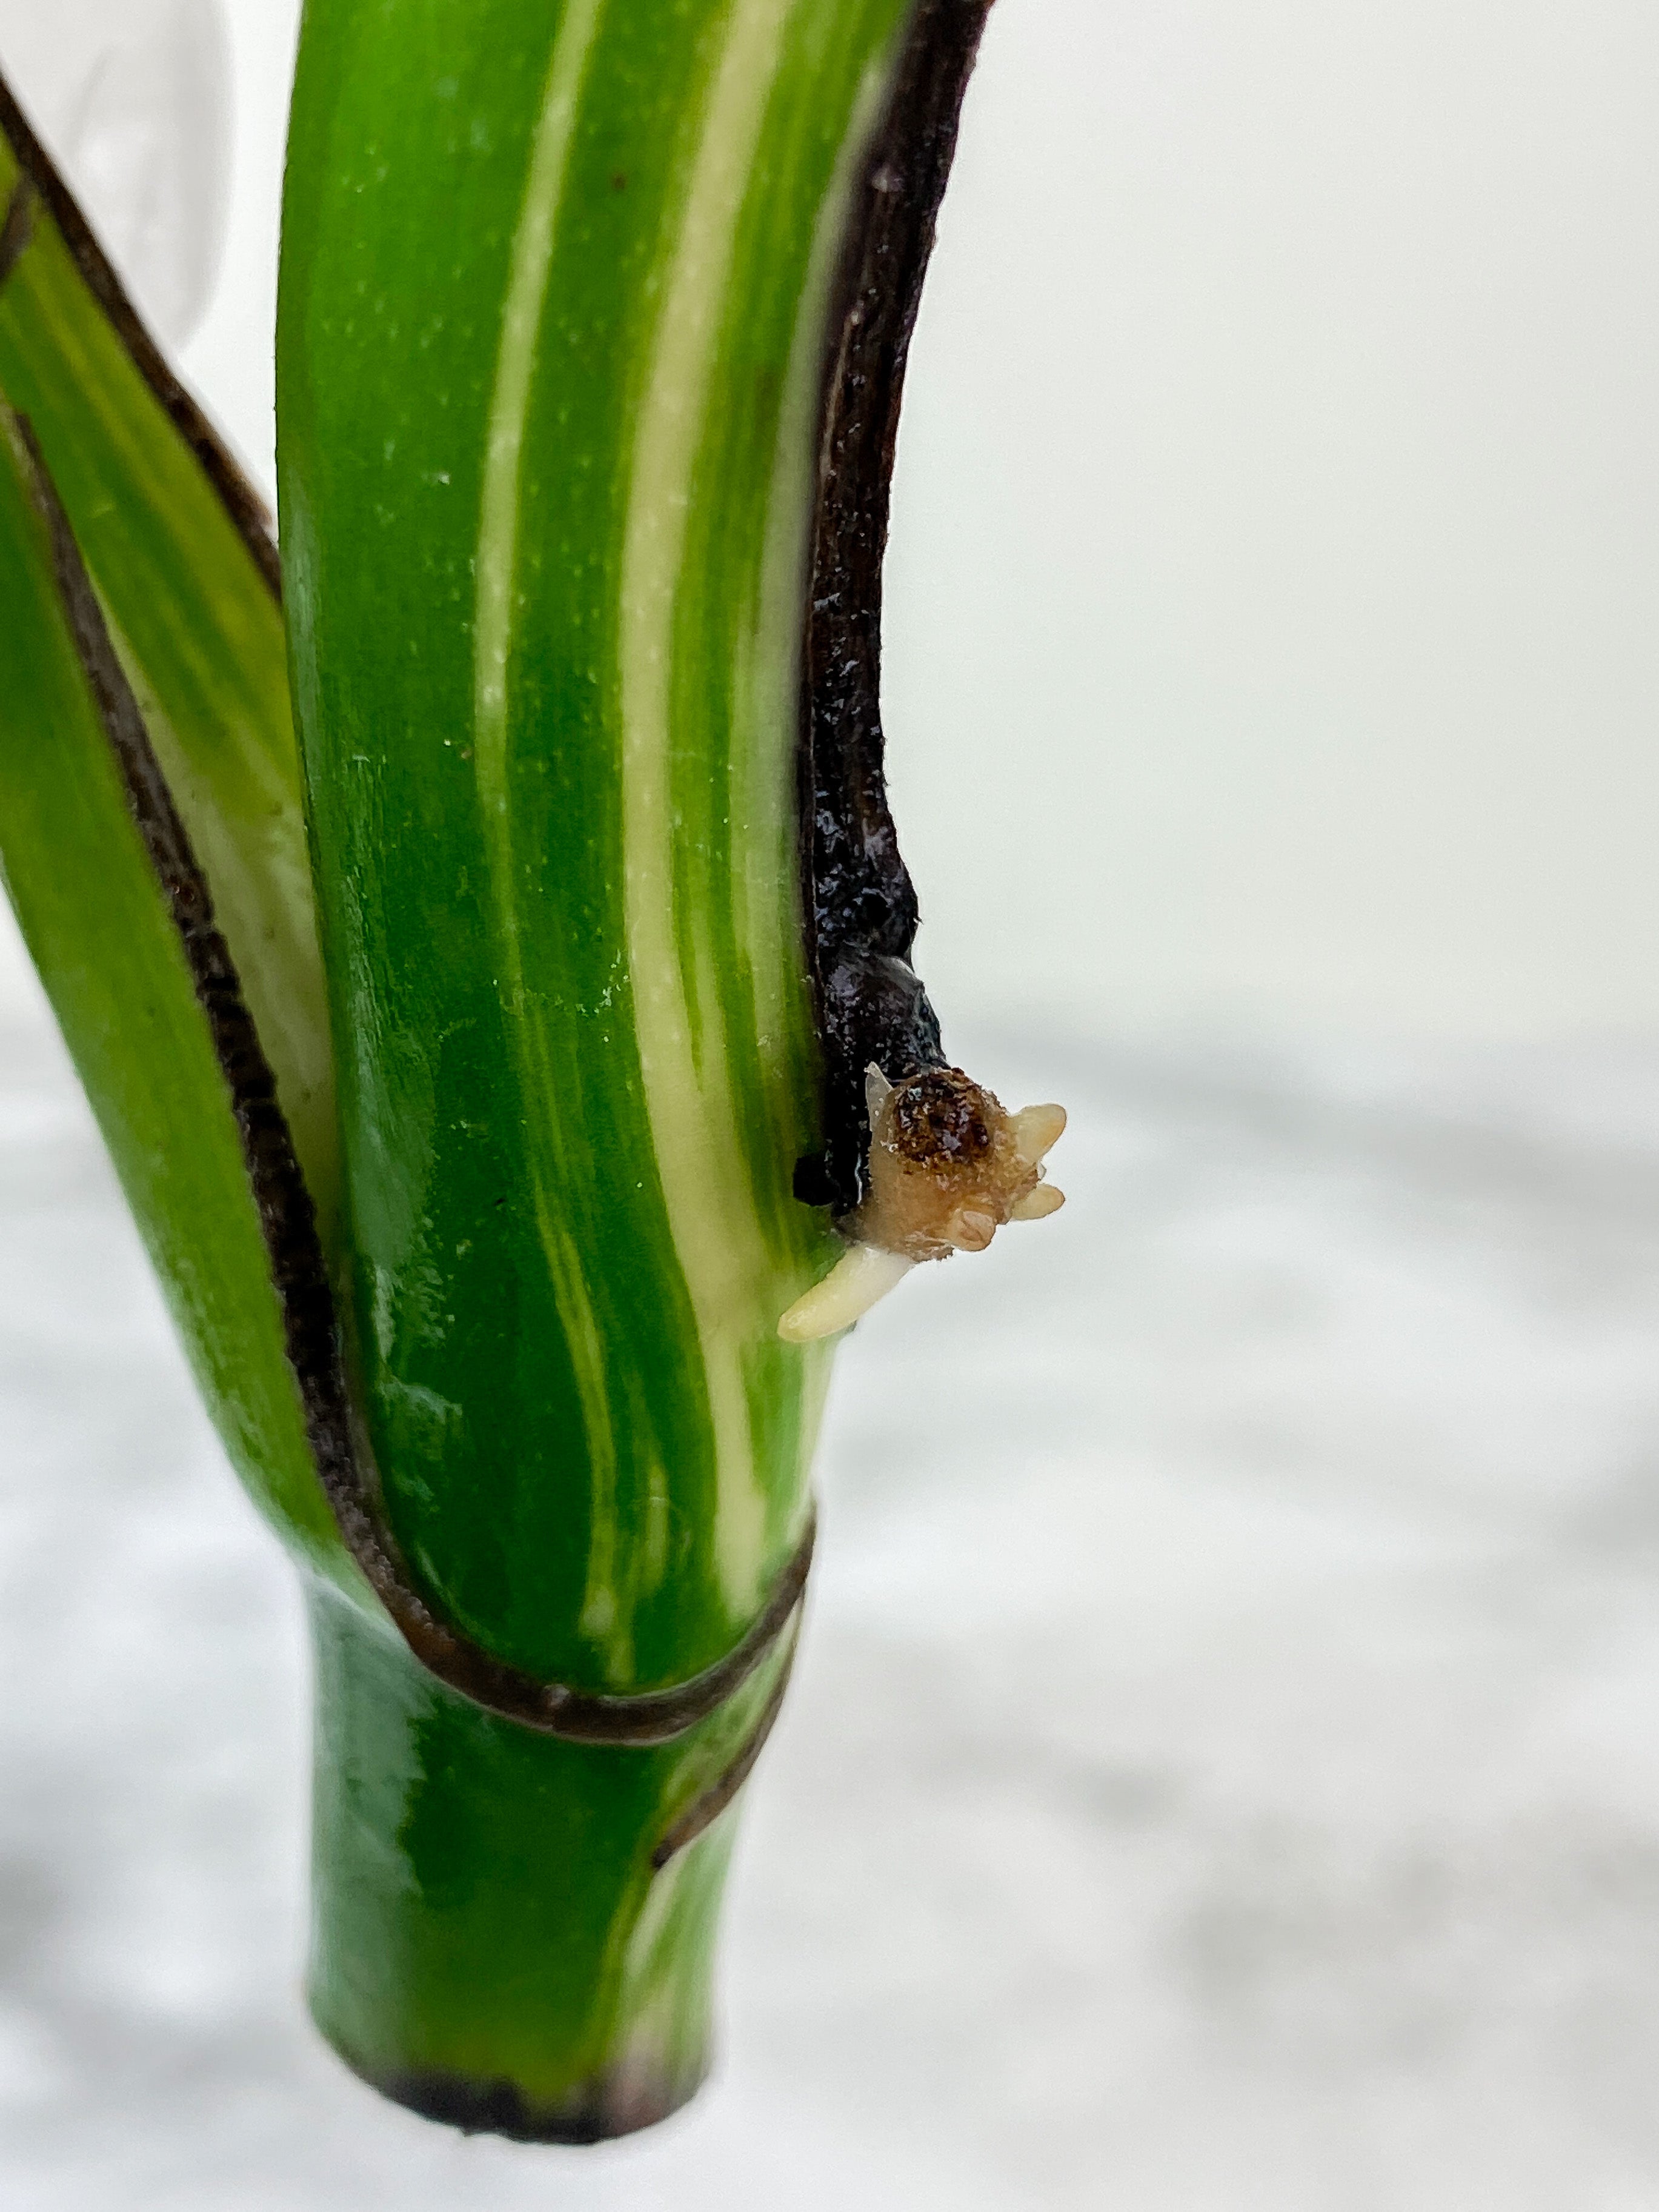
473 0 628 1663
619 0 799 1607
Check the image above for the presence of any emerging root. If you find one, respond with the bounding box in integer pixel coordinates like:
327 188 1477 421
777 1066 1066 1341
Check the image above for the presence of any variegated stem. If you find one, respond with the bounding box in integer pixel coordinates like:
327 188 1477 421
278 0 992 2131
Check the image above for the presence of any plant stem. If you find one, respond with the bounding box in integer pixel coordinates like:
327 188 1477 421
307 1578 777 2138
274 0 994 2130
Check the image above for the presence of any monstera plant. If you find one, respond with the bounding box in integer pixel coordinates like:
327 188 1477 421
0 0 1063 2141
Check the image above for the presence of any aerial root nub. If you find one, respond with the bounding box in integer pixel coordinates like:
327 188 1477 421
1009 1183 1065 1221
777 1070 1069 1341
777 1244 916 1343
1009 1101 1066 1171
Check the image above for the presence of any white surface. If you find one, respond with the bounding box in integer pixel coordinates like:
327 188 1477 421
4 989 1659 2207
4 0 1659 1035
891 0 1659 1037
0 0 230 348
170 0 297 493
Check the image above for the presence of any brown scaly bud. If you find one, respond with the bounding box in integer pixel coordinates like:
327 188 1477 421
778 1066 1066 1341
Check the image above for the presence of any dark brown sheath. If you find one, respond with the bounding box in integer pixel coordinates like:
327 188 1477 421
798 0 994 1215
0 176 35 291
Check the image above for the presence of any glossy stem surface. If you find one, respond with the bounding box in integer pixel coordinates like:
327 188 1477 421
307 1579 776 2137
279 0 919 1698
275 0 976 2131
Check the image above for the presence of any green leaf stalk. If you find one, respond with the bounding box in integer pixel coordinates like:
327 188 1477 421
0 0 1060 2141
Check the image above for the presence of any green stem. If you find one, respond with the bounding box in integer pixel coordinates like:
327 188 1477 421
307 1577 775 2137
271 0 996 2133
1 0 1000 2142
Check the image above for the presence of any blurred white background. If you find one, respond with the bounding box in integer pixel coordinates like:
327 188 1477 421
2 2 1659 2207
2 0 1658 1039
896 0 1659 1041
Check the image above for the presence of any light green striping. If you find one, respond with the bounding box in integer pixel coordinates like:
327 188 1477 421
471 0 626 1659
619 0 803 1606
475 0 607 722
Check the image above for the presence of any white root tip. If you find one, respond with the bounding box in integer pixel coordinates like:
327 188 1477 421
1011 1103 1068 1171
777 1244 916 1343
1009 1183 1065 1222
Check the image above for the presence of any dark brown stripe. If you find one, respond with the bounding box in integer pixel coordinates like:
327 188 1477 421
0 66 283 603
651 1622 802 1869
0 176 35 291
796 0 994 1215
14 412 813 1747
